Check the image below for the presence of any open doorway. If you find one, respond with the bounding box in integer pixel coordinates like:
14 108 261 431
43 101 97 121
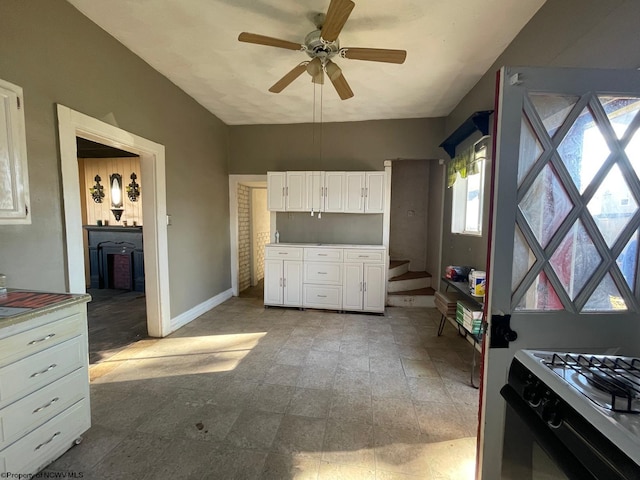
76 138 148 363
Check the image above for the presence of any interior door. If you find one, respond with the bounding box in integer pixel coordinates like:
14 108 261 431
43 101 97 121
480 66 640 479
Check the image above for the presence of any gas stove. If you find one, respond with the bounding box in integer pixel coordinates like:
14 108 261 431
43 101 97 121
514 350 640 469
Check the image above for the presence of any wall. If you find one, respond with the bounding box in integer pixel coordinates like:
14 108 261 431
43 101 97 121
0 0 230 318
426 161 445 282
79 157 143 226
237 184 251 292
276 213 383 245
389 160 430 270
251 188 269 285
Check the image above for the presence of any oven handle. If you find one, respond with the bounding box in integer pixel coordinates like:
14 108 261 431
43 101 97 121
500 384 597 480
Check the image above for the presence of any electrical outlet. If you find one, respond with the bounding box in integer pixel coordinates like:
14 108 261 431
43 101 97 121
166 214 172 226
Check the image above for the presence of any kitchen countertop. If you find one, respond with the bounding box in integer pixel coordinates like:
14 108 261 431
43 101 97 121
267 243 386 249
0 289 91 328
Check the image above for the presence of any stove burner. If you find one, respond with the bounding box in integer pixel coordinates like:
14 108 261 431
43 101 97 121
545 353 640 413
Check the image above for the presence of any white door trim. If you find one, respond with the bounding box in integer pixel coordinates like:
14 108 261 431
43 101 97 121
228 174 273 296
57 104 171 337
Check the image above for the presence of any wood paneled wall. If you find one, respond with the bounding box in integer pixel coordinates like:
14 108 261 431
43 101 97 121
78 157 143 226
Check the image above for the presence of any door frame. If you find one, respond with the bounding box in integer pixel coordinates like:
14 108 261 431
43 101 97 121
57 104 171 337
228 174 275 296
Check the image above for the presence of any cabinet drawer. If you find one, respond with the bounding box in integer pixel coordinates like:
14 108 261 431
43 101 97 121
1 398 90 475
303 285 342 310
265 247 303 260
304 263 342 285
344 249 385 263
0 337 85 408
0 368 86 450
304 248 343 262
0 313 84 366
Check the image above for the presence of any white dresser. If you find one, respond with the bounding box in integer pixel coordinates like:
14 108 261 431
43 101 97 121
264 244 387 313
0 291 91 475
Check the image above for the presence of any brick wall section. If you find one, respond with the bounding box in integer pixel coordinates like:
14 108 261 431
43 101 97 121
238 184 251 292
254 231 269 282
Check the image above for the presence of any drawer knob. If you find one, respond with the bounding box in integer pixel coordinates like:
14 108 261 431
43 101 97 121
30 363 57 378
33 397 60 414
28 333 56 345
35 431 61 451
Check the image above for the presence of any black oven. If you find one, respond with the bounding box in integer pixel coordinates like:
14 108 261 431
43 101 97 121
500 352 640 480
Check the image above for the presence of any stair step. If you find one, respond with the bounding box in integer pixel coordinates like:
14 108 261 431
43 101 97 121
388 260 410 278
386 287 435 307
388 271 432 293
388 287 435 296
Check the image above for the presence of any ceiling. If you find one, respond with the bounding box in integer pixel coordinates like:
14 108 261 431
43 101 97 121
66 0 546 125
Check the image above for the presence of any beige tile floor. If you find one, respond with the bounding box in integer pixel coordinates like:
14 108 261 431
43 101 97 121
47 296 480 479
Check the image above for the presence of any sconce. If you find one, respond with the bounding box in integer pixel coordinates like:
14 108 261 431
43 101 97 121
127 172 140 202
110 173 124 221
89 175 105 203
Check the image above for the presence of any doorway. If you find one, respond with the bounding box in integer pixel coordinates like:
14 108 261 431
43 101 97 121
57 105 171 338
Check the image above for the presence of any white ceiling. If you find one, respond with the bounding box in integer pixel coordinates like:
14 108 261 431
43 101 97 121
66 0 546 125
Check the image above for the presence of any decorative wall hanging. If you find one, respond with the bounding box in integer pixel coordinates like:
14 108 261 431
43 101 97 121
89 175 105 203
127 172 140 202
110 173 124 221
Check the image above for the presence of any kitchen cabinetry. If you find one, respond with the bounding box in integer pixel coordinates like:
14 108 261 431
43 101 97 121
264 246 303 306
342 249 386 312
344 172 385 214
268 170 384 214
0 79 30 225
0 291 91 476
265 244 387 313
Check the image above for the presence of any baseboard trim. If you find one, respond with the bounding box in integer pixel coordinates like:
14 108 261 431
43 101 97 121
170 288 233 332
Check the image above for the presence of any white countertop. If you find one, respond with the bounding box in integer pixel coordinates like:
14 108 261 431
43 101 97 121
267 243 386 249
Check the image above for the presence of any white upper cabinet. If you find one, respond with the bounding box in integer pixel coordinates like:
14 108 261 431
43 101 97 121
285 171 306 211
305 171 324 214
344 172 366 213
267 172 286 211
365 172 385 214
0 79 30 224
324 171 345 213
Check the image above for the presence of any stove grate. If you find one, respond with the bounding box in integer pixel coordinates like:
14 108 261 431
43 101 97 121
546 353 640 413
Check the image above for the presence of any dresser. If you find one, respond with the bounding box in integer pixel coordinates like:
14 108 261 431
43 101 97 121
0 290 91 475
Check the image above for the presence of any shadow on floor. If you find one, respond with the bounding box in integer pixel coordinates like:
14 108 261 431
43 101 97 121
87 288 148 364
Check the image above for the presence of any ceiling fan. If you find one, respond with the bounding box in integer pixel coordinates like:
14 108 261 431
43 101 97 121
238 0 407 100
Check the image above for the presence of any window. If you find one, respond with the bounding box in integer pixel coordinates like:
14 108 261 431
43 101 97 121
451 137 488 235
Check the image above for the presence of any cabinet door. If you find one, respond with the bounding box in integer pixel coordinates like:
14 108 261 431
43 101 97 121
363 263 386 312
264 259 284 305
267 172 286 211
283 260 303 306
344 172 365 213
365 172 385 214
305 171 324 213
343 262 364 311
0 80 30 224
324 172 345 212
285 171 306 211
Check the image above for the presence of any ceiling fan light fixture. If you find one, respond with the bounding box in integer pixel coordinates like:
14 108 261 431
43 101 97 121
325 60 341 81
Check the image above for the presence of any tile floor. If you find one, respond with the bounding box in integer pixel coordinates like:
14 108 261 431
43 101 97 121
47 294 480 479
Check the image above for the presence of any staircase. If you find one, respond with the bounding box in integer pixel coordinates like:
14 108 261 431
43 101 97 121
386 260 435 307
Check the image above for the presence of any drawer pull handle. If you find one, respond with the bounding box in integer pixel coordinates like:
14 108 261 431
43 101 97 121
28 333 56 345
35 431 61 451
317 295 327 298
30 364 57 378
278 252 288 255
358 255 370 258
33 397 59 414
317 254 328 256
318 272 327 275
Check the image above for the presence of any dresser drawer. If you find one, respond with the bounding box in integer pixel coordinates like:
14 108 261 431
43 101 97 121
265 246 303 260
303 285 342 310
304 248 343 262
0 368 87 450
0 337 85 408
304 262 343 285
1 398 90 475
0 313 85 366
344 249 385 263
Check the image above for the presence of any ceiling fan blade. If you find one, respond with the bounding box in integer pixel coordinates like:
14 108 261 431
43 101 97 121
341 47 407 64
238 32 303 51
269 63 308 93
325 60 354 100
321 0 355 42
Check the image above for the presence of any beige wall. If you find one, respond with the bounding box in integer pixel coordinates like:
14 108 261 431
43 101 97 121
0 0 230 317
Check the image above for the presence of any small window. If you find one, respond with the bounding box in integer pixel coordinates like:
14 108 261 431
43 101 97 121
451 138 488 235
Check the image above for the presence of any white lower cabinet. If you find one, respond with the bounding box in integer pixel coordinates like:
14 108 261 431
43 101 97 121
266 245 386 313
0 295 91 476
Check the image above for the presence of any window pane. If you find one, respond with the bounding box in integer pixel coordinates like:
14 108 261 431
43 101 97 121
465 167 482 232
